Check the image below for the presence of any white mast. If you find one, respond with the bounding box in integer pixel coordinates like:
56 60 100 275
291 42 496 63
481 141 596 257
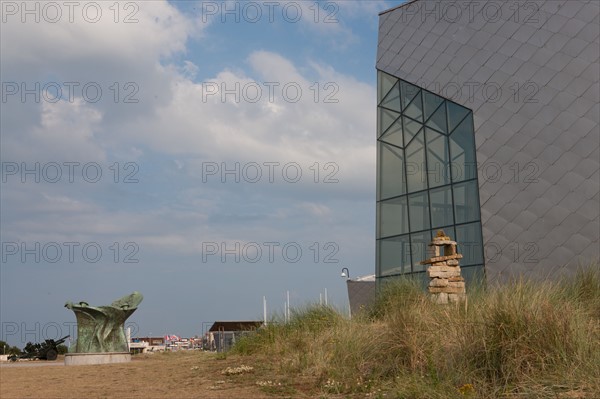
263 296 267 325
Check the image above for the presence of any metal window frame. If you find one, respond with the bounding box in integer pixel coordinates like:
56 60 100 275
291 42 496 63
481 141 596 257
376 69 487 281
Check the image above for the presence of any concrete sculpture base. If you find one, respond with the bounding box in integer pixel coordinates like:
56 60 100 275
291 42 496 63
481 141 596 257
64 352 131 366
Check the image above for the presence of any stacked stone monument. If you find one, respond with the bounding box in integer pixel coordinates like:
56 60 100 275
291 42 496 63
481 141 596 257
420 230 466 304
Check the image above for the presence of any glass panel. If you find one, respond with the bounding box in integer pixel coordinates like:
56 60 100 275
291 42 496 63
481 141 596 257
408 192 430 232
379 143 406 200
378 273 429 288
378 196 409 238
426 128 451 188
449 114 477 183
447 101 470 133
381 81 401 112
438 225 456 242
461 265 486 288
423 91 444 121
405 130 427 193
404 91 423 121
403 117 422 145
453 180 480 224
426 100 447 133
401 80 420 110
455 222 484 266
378 235 411 276
430 186 454 228
378 107 400 138
410 230 432 272
380 120 403 148
378 70 398 104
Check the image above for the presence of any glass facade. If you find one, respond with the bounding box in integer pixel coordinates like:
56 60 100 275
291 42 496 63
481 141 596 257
376 70 485 283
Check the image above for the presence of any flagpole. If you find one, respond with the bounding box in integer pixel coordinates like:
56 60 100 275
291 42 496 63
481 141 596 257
263 296 267 326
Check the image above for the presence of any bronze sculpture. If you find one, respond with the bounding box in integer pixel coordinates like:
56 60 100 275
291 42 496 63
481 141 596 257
65 291 143 353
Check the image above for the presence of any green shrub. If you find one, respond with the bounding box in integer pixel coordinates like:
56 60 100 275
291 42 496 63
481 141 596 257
232 265 600 398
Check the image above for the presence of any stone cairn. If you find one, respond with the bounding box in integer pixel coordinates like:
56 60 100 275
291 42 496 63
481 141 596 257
420 230 466 304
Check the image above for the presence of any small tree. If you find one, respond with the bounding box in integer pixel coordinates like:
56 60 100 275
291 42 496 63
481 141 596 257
0 341 22 355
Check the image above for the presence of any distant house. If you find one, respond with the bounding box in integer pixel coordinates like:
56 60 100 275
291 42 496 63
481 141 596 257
138 337 165 346
208 321 263 352
129 336 166 353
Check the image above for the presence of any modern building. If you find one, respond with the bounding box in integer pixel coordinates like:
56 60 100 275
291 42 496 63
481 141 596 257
376 0 599 285
345 274 376 315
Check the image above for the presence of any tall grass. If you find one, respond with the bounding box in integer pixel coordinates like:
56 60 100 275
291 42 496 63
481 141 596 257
233 266 600 398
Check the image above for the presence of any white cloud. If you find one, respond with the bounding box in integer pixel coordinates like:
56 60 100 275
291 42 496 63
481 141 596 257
1 1 201 70
125 49 376 191
1 0 376 258
299 202 332 217
0 0 383 341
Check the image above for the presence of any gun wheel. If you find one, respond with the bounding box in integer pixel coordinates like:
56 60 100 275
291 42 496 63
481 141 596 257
45 349 58 361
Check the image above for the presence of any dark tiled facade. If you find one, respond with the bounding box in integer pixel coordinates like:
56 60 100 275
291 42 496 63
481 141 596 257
377 0 599 283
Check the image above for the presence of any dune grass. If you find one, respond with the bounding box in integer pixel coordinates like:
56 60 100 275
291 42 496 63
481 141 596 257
233 266 600 398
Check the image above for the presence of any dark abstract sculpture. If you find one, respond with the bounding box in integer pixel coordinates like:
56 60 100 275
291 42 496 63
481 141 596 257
65 292 143 353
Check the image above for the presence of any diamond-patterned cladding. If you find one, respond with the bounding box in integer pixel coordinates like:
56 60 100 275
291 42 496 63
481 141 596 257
377 0 600 284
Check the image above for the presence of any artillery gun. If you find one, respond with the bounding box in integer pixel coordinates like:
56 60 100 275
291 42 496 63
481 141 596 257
8 335 69 361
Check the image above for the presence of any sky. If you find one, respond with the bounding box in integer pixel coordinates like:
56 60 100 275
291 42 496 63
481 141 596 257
0 0 406 346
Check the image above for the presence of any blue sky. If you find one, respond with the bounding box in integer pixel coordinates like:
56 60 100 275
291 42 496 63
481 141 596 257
0 0 405 346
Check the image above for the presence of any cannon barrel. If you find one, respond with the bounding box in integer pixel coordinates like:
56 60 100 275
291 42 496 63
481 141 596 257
54 335 70 345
